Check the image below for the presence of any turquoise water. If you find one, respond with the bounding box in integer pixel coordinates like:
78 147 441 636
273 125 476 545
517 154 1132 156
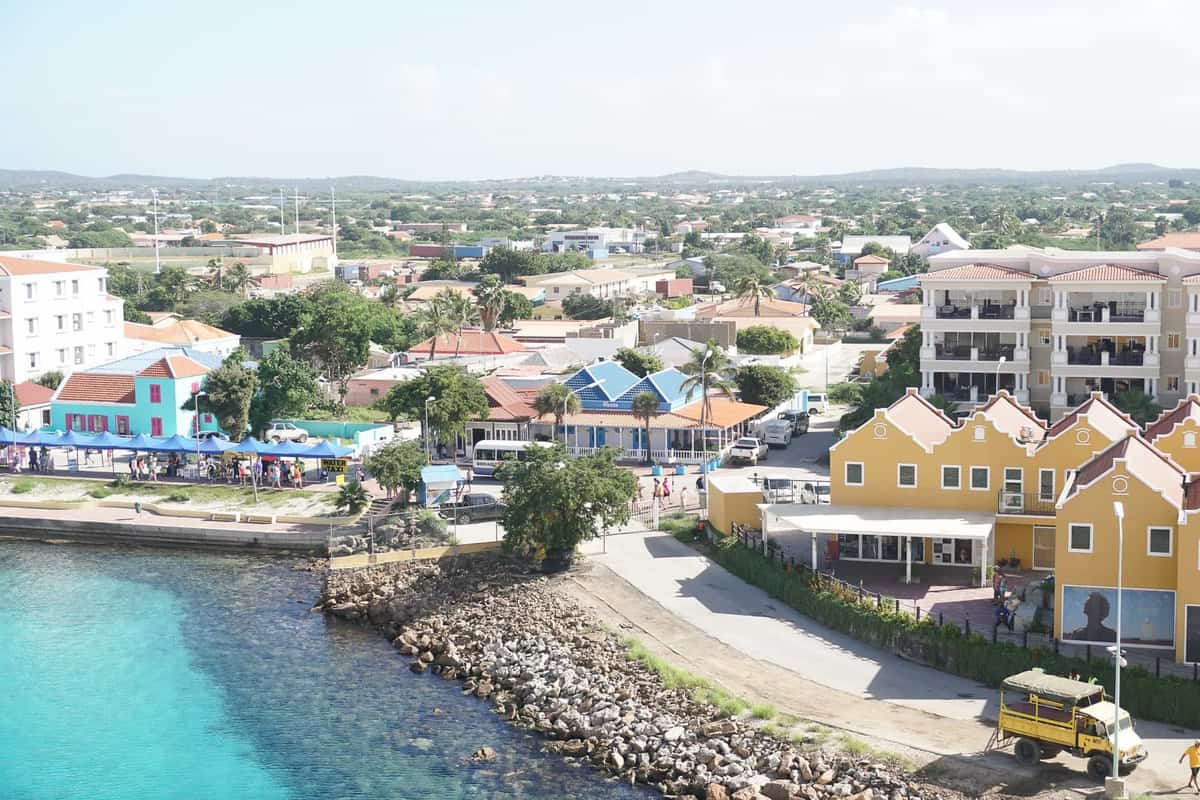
0 542 651 800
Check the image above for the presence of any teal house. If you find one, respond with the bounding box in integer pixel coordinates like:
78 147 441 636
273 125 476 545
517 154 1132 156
50 347 223 436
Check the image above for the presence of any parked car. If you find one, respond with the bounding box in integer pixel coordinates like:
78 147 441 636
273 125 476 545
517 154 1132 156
761 420 794 448
761 477 796 502
806 393 828 414
197 431 230 441
801 482 831 504
729 436 769 465
263 421 309 443
437 494 506 524
777 410 810 434
710 281 727 294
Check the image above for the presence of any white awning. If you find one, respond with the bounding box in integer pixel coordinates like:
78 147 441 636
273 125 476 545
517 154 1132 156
761 503 995 541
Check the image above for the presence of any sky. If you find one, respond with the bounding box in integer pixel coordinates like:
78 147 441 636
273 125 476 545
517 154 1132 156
5 0 1199 180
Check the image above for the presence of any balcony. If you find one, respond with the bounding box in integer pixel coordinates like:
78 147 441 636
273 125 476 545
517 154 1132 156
1053 299 1157 328
935 303 1017 320
1066 347 1144 367
997 491 1056 517
926 341 1025 365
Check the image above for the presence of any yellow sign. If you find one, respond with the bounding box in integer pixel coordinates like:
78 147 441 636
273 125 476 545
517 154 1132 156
335 473 345 486
321 458 348 473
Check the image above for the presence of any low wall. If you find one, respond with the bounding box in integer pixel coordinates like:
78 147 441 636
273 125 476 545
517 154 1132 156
0 514 328 553
281 420 389 440
327 540 501 570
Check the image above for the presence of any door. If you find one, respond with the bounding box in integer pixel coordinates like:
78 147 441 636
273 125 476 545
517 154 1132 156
1002 467 1024 512
1033 526 1056 571
932 537 954 564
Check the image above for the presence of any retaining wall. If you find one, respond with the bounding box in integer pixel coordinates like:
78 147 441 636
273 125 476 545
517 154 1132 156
0 514 328 553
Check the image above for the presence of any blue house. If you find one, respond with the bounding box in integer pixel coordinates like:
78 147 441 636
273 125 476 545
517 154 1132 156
51 347 224 437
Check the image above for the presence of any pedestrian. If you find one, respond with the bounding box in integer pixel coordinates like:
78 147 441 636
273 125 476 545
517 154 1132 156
39 446 50 472
129 453 137 479
1181 740 1200 794
356 465 366 484
652 477 663 508
28 447 37 472
635 479 645 503
661 476 671 508
148 454 158 482
678 484 688 509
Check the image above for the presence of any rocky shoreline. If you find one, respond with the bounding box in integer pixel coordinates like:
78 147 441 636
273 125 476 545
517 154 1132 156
318 554 961 800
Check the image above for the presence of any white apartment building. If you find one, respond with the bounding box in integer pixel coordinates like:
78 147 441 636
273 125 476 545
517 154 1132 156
0 255 124 384
542 227 646 254
917 245 1200 419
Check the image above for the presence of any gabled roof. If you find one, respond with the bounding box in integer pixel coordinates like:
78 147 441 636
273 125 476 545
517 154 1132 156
56 374 136 404
917 222 971 250
79 347 223 377
695 296 811 318
1046 264 1165 282
853 254 890 265
406 330 527 357
885 388 955 449
673 397 768 428
1044 392 1139 443
0 255 100 276
1066 434 1185 510
125 319 238 345
566 361 640 402
976 391 1047 442
138 355 210 379
1144 395 1200 442
481 376 536 421
1136 232 1200 251
919 263 1033 281
13 381 54 407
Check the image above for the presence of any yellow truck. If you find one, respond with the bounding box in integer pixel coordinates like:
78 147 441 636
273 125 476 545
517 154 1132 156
994 669 1148 780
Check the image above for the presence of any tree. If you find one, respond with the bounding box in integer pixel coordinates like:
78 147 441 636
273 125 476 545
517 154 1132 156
614 347 664 377
703 253 772 289
500 443 636 559
221 293 311 339
562 293 609 320
498 291 534 327
630 391 660 463
177 290 241 327
893 253 928 276
675 263 694 279
0 380 16 429
532 383 579 440
836 326 923 432
1098 207 1140 248
364 439 427 499
839 280 863 306
68 228 133 248
474 275 508 332
480 247 538 282
380 367 488 445
738 233 774 266
735 274 774 316
537 251 592 273
335 481 371 515
809 285 852 332
249 348 320 436
437 290 480 358
181 350 258 440
413 292 459 361
222 261 261 298
736 325 799 355
34 371 64 391
291 286 373 399
735 365 797 408
1113 389 1161 426
680 341 735 446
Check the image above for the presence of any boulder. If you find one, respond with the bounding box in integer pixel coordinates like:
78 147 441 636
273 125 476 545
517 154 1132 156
706 783 730 800
470 746 497 762
761 781 800 800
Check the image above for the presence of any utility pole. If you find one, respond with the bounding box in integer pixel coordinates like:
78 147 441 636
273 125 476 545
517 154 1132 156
330 186 338 258
152 189 161 274
279 189 287 235
294 188 300 236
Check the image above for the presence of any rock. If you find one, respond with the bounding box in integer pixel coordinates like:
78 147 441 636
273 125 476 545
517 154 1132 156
706 783 730 800
818 770 836 785
664 726 686 743
731 788 760 800
761 781 800 800
475 681 493 698
561 740 587 757
409 661 427 673
470 746 496 762
796 758 814 782
703 720 738 737
610 749 625 770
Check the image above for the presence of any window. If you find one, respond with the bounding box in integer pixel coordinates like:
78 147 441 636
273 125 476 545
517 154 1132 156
1039 469 1055 501
1169 289 1183 308
973 426 986 441
41 409 50 427
70 279 79 296
116 416 130 435
55 314 65 331
27 352 38 369
73 346 83 365
25 317 37 335
1168 376 1181 393
23 282 34 299
150 417 163 437
897 464 917 488
1168 333 1182 350
56 348 66 365
1068 523 1093 553
54 280 64 297
87 344 96 357
149 384 162 403
190 382 199 394
1039 331 1052 346
970 466 989 490
86 312 94 325
1037 370 1050 386
98 277 106 293
844 462 864 486
1039 288 1052 305
941 465 961 489
1186 432 1197 449
72 313 82 332
1148 527 1172 557
104 310 114 326
106 342 115 356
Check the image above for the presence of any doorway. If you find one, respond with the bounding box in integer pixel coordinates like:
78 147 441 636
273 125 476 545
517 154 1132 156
1033 526 1055 571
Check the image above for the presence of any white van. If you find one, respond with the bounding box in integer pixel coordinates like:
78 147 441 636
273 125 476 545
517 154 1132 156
762 419 794 448
806 393 828 414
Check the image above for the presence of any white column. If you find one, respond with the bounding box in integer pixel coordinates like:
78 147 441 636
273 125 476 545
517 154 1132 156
811 532 818 572
761 510 770 548
905 536 912 584
980 535 988 588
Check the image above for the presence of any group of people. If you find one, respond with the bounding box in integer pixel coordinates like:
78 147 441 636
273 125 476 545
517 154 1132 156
200 456 309 488
634 475 693 510
17 445 53 473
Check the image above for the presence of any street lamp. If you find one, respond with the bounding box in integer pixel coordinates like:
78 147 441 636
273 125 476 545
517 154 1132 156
700 349 715 526
194 390 208 480
1109 500 1127 796
424 396 436 460
994 355 1007 398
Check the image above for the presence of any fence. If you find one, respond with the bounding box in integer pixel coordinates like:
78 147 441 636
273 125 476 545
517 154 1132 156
728 523 1200 686
629 496 704 528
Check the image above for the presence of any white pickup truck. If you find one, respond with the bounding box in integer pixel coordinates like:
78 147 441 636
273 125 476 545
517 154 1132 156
729 436 769 465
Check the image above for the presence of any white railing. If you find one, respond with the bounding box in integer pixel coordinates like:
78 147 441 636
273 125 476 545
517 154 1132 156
567 445 723 465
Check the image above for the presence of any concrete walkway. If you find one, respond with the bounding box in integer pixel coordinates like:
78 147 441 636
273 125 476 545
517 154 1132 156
578 530 1198 795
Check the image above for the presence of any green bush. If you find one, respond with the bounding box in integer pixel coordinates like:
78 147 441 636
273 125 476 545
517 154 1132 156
736 325 799 355
659 512 700 541
10 479 34 494
88 486 113 499
708 538 1200 728
827 382 863 405
165 491 191 503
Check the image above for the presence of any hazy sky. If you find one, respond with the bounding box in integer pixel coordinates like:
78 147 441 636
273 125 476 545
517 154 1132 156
5 0 1198 180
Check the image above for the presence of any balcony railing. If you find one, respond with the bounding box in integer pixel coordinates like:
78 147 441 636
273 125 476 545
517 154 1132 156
936 304 1017 320
1067 304 1146 323
997 491 1056 516
1065 348 1145 366
934 344 1017 362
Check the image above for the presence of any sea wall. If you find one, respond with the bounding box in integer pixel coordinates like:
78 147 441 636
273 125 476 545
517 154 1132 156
0 514 328 553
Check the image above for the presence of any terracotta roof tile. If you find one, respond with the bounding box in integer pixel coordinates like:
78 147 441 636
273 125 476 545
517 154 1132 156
919 263 1033 281
125 319 236 345
408 330 527 357
885 389 955 448
1144 395 1200 441
481 377 536 421
13 381 53 406
1045 393 1138 441
56 374 135 404
0 255 100 276
1137 232 1200 250
137 356 210 379
1069 434 1185 508
976 391 1047 442
1046 264 1165 282
673 398 768 428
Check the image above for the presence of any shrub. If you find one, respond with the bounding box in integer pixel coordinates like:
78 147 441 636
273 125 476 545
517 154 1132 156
335 481 371 514
11 479 35 494
827 382 863 405
166 491 190 503
88 486 113 499
736 325 799 355
111 475 131 489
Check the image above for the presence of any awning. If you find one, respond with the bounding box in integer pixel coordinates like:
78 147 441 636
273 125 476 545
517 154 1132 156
762 503 995 541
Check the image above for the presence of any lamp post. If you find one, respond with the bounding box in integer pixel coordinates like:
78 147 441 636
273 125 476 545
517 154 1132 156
424 396 436 461
1108 500 1127 799
699 349 714 526
194 390 207 481
994 355 1007 398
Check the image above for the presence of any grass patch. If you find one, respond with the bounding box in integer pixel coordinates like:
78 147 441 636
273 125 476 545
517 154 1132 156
88 486 113 499
658 512 701 541
10 479 35 494
165 491 190 503
751 703 777 720
624 637 765 719
839 734 915 770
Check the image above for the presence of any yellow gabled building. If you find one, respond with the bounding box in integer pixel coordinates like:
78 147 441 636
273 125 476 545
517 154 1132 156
1143 395 1200 473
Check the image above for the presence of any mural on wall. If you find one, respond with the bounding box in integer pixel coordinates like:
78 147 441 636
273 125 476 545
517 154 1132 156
1061 585 1175 648
1186 606 1200 664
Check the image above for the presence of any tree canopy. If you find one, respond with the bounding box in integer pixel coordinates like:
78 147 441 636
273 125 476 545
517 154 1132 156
364 439 428 495
182 350 258 439
562 293 609 320
380 366 489 441
249 347 320 436
736 325 799 355
734 365 797 408
614 347 664 377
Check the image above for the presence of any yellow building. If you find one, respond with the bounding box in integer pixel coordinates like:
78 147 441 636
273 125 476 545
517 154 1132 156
800 387 1200 663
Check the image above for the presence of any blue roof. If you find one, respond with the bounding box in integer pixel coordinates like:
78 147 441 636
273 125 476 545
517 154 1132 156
644 368 688 404
877 275 919 292
85 346 222 376
565 361 639 402
421 465 465 484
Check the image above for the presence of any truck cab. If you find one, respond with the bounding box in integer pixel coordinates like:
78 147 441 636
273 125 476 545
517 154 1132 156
729 437 768 465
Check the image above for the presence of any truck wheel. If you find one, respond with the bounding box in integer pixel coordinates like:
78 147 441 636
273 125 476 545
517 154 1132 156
1039 745 1061 759
1013 738 1041 767
1086 754 1112 781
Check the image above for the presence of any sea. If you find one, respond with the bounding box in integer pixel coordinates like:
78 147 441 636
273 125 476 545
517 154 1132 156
0 540 653 800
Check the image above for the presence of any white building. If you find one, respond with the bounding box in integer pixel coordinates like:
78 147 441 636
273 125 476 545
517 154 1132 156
124 318 241 358
0 255 124 384
910 222 971 259
542 227 646 255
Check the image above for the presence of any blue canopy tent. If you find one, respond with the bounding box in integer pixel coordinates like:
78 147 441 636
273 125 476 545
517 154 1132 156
229 437 269 455
0 427 18 446
196 436 234 455
155 434 199 452
27 430 64 446
262 439 310 458
302 440 353 458
85 431 129 450
124 433 161 452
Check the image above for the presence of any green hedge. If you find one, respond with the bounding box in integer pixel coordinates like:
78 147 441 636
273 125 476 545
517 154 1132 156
710 541 1200 728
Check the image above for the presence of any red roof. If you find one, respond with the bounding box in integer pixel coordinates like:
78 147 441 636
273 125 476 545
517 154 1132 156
1144 395 1200 442
853 254 890 265
1137 232 1200 251
919 263 1033 281
407 330 528 357
481 377 535 422
56 374 136 404
1047 264 1165 282
137 356 210 379
13 381 53 407
0 255 99 277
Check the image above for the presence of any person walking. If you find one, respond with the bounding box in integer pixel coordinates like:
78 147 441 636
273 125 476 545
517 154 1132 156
652 478 663 509
678 484 688 509
1181 740 1200 794
39 445 50 472
661 476 671 508
28 447 37 473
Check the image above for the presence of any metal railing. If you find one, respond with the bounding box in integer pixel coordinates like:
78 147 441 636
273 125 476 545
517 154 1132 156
996 491 1056 516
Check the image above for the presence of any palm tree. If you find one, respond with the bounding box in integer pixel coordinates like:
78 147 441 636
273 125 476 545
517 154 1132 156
735 275 774 317
379 283 404 309
414 295 458 361
204 258 224 290
432 289 480 359
631 391 660 464
680 341 735 452
223 261 260 299
474 276 508 332
532 383 578 442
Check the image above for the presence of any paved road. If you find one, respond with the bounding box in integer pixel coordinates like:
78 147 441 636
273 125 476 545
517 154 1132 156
579 530 1198 795
794 342 878 391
